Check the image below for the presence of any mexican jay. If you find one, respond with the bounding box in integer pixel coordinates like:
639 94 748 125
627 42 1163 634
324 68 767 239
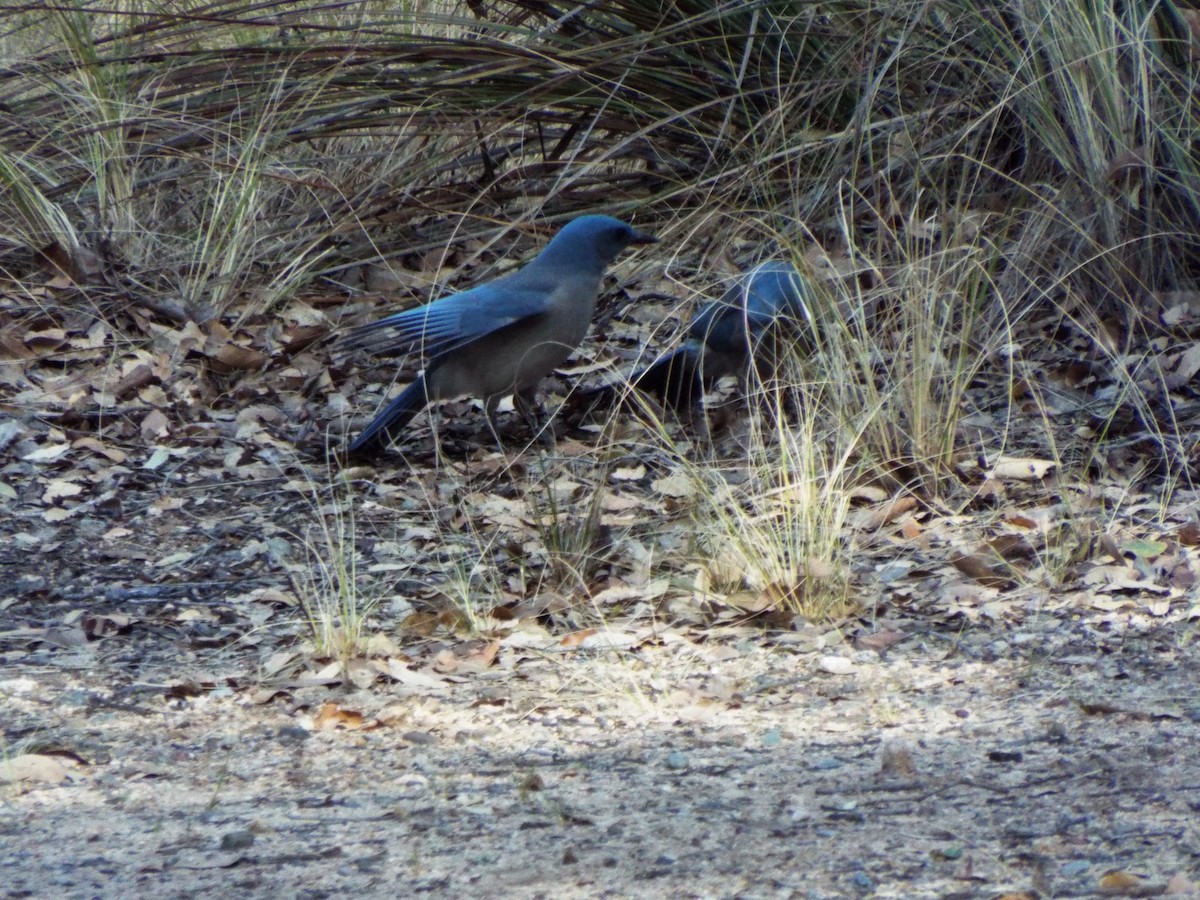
630 261 819 411
343 214 656 453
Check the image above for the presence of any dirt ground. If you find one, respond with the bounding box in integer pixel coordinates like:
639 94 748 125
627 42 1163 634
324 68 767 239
3 452 1200 899
5 261 1200 897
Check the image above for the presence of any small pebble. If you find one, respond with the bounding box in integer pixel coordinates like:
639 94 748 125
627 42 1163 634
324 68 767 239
987 749 1023 763
851 871 873 890
219 830 255 851
819 655 855 675
277 725 310 743
811 757 844 771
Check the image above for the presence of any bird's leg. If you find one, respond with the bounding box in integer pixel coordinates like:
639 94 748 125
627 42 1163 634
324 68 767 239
483 396 506 451
514 387 555 447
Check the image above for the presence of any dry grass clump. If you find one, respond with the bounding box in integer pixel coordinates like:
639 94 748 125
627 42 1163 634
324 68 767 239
4 1 1198 626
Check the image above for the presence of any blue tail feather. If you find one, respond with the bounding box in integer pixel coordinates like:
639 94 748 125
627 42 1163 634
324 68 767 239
348 376 429 454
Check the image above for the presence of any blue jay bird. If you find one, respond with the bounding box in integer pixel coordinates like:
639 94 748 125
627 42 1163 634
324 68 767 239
343 215 656 453
630 261 819 411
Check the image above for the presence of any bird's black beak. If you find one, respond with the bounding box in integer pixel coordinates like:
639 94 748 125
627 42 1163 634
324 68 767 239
630 230 658 246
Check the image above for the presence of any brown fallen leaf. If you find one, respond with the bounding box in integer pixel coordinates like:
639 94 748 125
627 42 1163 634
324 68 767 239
1177 522 1200 546
850 496 918 531
987 533 1037 561
560 628 598 647
72 435 128 463
715 589 766 614
950 552 1012 589
312 701 365 731
855 629 907 654
456 639 500 673
400 611 440 636
208 339 269 372
973 476 1006 502
1003 511 1039 529
1098 869 1155 896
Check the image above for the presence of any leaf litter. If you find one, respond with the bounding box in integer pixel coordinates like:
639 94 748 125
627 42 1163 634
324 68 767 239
3 257 1200 897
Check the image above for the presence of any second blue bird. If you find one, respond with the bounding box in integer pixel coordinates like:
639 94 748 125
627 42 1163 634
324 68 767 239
631 261 819 411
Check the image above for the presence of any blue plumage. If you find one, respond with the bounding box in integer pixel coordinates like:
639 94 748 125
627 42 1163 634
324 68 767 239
342 215 656 453
631 261 818 410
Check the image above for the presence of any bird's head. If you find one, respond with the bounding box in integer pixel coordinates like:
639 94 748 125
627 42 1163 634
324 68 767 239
536 214 657 272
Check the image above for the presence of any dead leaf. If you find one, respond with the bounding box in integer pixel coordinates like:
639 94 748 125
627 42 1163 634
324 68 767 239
1166 342 1200 388
1165 873 1198 895
345 658 378 689
950 553 1012 589
312 701 365 731
41 479 83 503
23 443 71 463
372 704 409 727
456 640 500 673
611 465 646 482
1098 870 1150 896
141 409 170 440
989 456 1055 480
850 496 918 531
364 632 398 658
1083 565 1168 593
652 473 694 498
847 484 889 503
559 628 599 647
72 436 128 463
1004 511 1039 529
855 629 907 654
818 655 855 675
1 753 72 784
1100 533 1125 564
723 589 775 612
987 534 1037 561
382 659 449 692
81 613 135 638
208 338 269 371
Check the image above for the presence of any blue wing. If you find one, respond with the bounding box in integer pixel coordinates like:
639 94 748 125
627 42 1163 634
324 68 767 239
742 262 816 326
342 276 557 359
688 263 816 352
